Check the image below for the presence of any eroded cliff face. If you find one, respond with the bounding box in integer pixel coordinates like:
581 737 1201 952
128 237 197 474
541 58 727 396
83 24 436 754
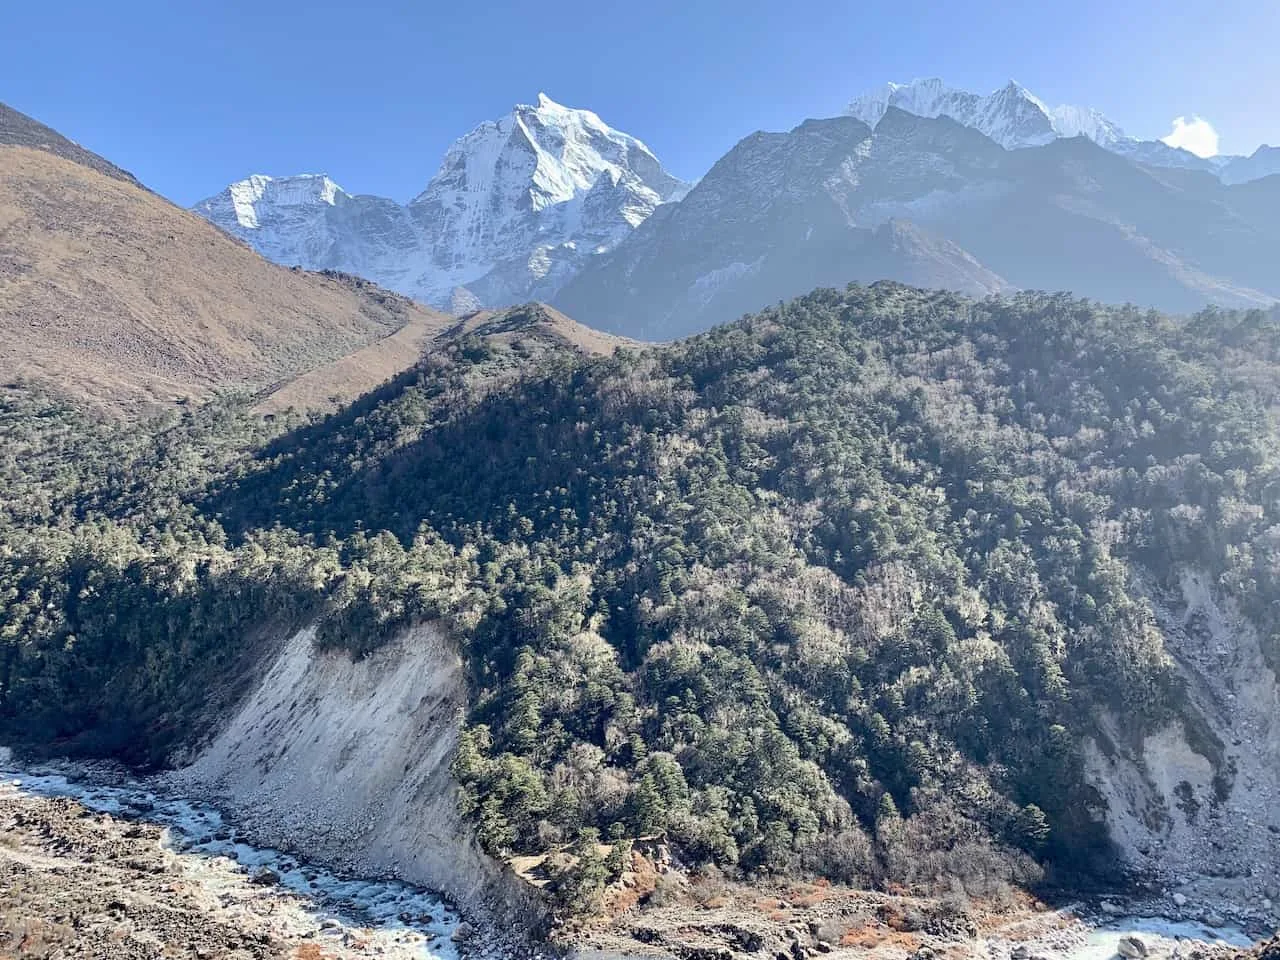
1083 570 1280 917
165 624 543 929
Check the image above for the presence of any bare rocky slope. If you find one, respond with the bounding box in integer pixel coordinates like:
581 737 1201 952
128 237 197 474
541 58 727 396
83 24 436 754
0 100 142 187
164 623 545 931
1082 568 1280 924
0 102 451 411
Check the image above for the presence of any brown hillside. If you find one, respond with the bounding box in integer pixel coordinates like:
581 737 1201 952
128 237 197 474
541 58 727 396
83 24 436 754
0 141 447 410
0 101 142 187
256 310 452 415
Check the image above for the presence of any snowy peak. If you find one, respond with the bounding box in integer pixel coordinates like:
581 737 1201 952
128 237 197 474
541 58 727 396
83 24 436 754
848 78 1137 151
194 95 688 311
199 173 347 230
845 78 1280 183
848 78 1086 149
1049 104 1127 147
413 93 682 213
403 93 689 300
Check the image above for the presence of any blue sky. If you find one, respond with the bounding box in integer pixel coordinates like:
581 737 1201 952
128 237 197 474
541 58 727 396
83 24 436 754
2 0 1276 205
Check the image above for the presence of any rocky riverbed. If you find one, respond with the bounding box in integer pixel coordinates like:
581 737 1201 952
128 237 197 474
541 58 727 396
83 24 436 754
0 753 1267 960
0 758 466 959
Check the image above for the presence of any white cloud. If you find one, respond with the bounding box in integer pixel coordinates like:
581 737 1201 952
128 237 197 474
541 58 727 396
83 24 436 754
1161 115 1220 158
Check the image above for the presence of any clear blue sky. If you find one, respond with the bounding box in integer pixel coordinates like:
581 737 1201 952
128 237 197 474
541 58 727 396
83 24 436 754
3 0 1276 205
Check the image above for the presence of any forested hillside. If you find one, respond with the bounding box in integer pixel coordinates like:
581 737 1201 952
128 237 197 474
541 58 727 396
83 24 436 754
5 285 1280 903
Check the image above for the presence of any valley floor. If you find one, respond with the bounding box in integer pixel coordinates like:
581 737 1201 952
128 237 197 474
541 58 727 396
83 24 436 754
563 873 1257 960
0 764 1262 960
0 773 464 960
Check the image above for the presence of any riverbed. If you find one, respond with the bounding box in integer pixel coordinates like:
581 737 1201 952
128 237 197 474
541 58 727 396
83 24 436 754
0 754 463 959
0 753 1260 960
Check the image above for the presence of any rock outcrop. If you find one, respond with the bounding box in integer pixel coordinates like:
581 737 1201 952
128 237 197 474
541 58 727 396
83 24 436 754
167 624 543 930
1082 569 1280 929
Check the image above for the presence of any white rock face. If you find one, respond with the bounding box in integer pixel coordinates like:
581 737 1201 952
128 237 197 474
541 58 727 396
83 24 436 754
1082 568 1280 907
167 623 541 922
194 95 688 311
846 78 1279 182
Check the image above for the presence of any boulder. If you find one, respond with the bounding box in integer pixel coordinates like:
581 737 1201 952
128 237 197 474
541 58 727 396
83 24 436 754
250 867 279 886
1117 935 1148 959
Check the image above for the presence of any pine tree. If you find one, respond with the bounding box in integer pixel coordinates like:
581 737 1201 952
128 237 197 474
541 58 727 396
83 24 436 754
631 774 668 835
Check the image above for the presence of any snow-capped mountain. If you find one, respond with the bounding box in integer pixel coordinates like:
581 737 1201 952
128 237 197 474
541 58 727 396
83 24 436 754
845 79 1280 182
194 95 688 310
194 175 425 294
554 108 1280 340
197 82 1279 329
847 79 1067 149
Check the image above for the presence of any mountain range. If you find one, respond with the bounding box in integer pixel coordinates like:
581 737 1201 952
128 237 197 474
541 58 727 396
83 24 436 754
195 94 688 313
555 109 1280 338
192 80 1280 334
845 78 1280 183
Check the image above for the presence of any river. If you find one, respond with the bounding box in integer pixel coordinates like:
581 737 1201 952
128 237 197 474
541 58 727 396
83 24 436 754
0 753 1259 960
0 753 463 959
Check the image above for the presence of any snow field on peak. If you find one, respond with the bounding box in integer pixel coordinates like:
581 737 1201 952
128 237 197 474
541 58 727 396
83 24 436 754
196 94 687 310
223 173 345 229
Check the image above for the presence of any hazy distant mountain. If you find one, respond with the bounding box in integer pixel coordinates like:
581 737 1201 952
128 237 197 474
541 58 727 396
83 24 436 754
554 108 1279 339
194 95 688 311
1220 145 1280 185
845 78 1280 184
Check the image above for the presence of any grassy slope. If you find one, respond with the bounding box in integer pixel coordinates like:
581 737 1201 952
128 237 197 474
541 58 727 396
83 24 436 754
0 144 448 410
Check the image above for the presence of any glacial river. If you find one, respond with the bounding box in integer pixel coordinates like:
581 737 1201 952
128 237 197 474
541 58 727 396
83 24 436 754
0 756 463 959
0 755 1258 960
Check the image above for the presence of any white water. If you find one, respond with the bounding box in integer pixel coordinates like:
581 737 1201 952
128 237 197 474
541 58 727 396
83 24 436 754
1074 917 1253 959
0 758 463 959
0 755 1259 960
